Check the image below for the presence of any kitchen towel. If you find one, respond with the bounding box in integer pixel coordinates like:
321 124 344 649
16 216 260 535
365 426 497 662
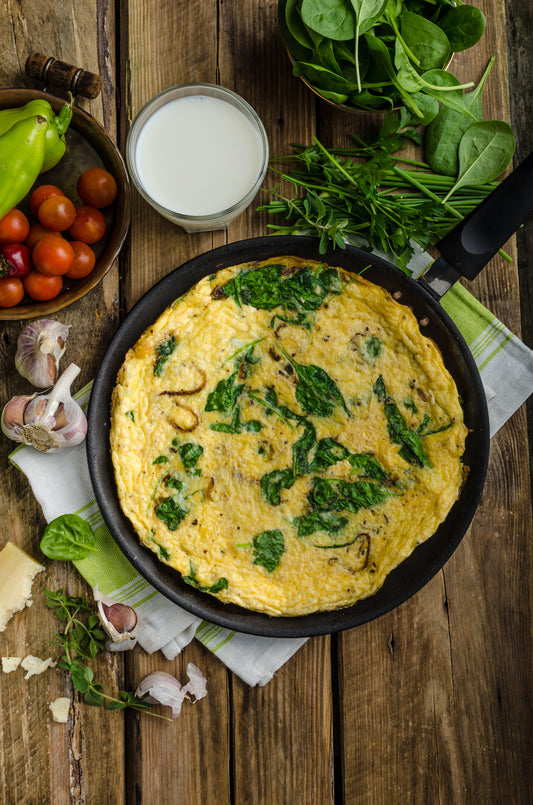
9 277 533 686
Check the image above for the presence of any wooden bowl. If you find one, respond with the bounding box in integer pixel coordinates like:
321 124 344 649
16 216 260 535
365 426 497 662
0 88 131 320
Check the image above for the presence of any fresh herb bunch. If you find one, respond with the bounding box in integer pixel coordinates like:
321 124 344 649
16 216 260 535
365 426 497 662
45 588 170 719
278 0 486 115
258 112 511 272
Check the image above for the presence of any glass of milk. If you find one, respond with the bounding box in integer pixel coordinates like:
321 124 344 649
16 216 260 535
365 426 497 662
126 84 269 232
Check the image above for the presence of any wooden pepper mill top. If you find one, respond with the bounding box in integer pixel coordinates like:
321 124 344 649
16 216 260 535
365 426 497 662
25 53 102 99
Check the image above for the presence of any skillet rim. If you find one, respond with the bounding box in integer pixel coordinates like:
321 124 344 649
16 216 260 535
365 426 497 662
87 236 490 637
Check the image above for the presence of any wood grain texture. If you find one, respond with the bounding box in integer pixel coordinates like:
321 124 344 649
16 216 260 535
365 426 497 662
0 0 531 802
0 3 124 805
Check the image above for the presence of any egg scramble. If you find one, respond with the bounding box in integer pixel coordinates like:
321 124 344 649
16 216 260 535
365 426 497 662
110 257 467 616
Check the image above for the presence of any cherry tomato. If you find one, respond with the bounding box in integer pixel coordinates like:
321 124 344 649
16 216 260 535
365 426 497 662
23 270 62 302
25 223 50 251
77 168 118 208
69 205 106 244
37 195 77 232
65 241 97 279
0 208 30 244
29 184 63 217
32 234 74 276
0 243 32 278
0 276 24 307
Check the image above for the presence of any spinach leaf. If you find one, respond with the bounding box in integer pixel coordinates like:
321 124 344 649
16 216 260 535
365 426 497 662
373 374 387 401
419 69 476 119
183 563 228 593
209 404 262 434
155 496 187 530
400 10 451 71
425 57 493 176
279 344 349 416
355 334 383 365
154 336 177 376
384 398 431 467
283 0 315 51
222 263 342 313
40 514 97 561
261 468 296 505
295 511 349 537
292 420 317 475
252 530 285 572
309 437 351 471
348 452 387 480
308 477 391 512
178 443 204 470
351 0 389 89
205 371 244 413
438 5 486 52
443 121 516 202
301 0 356 40
152 455 169 465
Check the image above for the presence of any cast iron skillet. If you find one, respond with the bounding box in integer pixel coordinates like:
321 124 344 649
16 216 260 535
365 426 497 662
87 152 533 637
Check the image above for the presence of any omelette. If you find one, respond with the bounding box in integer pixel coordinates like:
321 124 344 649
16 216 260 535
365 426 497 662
110 257 467 616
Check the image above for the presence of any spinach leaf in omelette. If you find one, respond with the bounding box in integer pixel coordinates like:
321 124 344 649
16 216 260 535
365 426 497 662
278 345 350 417
176 442 204 470
373 375 431 468
183 563 229 593
308 477 391 514
261 468 296 505
155 495 187 530
154 335 177 376
252 529 285 572
220 263 342 312
205 370 245 413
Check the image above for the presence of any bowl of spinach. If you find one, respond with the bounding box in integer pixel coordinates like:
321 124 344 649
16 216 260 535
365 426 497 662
278 0 486 118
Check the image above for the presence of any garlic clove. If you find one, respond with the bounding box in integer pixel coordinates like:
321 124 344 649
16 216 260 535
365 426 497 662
1 363 87 453
1 394 36 441
135 664 207 719
15 319 71 388
97 600 138 643
135 671 188 719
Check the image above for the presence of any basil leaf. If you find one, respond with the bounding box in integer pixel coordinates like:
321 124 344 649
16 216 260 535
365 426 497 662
40 514 97 561
252 530 285 572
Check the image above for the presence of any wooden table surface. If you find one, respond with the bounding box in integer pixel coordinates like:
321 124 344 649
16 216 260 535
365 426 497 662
1 1 532 803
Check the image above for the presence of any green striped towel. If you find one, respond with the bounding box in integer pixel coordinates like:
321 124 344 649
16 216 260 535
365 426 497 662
10 280 533 686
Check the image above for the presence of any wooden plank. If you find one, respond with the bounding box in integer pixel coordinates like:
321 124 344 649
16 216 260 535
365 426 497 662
0 3 125 804
311 0 532 801
218 2 335 802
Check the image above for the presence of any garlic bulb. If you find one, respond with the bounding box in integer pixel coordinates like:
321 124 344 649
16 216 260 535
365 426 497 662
15 319 71 387
1 363 87 453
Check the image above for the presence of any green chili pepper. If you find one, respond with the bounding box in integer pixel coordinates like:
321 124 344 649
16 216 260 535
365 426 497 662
0 98 72 173
0 114 48 220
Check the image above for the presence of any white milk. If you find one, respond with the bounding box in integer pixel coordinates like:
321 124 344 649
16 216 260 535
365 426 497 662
135 95 265 217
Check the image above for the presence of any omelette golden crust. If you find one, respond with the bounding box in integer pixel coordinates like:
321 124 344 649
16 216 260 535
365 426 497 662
110 257 467 616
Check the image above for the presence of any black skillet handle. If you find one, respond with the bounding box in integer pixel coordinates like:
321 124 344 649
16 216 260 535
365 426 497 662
435 151 533 280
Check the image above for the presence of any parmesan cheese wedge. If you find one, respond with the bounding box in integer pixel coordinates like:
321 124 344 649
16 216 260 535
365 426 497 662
0 542 45 632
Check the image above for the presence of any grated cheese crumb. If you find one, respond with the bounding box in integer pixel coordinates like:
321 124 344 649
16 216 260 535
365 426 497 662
1 656 22 673
49 697 71 723
21 655 57 679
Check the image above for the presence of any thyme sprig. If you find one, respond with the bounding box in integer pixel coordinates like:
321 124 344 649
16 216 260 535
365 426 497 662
45 588 170 719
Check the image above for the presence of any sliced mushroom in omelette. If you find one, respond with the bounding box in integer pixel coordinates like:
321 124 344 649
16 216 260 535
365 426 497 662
110 257 467 616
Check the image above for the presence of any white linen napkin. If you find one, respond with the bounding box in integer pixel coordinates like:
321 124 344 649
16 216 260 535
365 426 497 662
9 275 533 686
